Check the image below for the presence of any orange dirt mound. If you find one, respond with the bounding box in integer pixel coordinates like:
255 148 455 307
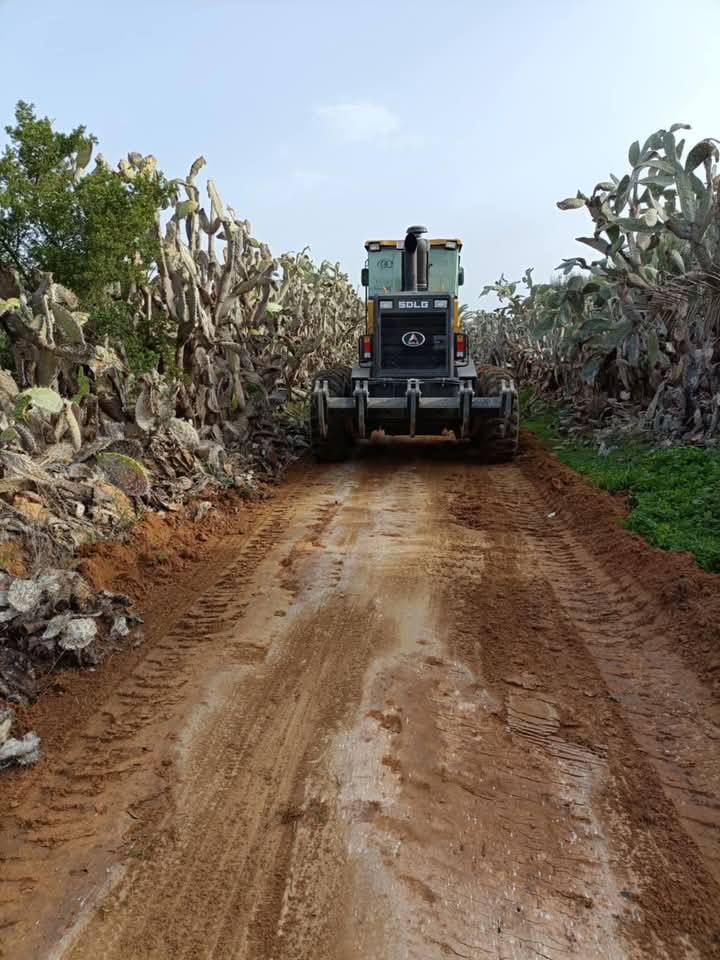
78 490 263 598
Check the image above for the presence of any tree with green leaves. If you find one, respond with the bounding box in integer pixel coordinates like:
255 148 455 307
0 101 173 298
0 101 177 372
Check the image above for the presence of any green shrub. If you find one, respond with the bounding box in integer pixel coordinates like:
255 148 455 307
527 421 720 572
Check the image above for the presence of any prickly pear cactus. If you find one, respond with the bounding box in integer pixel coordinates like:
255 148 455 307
59 618 97 651
167 417 200 451
97 452 150 498
8 579 43 614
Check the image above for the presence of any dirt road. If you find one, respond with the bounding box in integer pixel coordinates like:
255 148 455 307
2 441 720 959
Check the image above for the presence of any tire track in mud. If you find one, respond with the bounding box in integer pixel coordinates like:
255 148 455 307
0 474 343 958
508 465 720 878
3 447 720 960
508 465 720 872
74 598 378 960
60 462 438 960
329 471 631 960
447 460 720 958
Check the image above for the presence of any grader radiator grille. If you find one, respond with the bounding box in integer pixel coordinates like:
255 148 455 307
378 312 448 371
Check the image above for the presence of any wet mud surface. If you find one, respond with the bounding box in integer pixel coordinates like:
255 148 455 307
1 439 719 959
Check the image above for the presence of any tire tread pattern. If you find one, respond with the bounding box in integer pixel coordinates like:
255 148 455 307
309 367 353 462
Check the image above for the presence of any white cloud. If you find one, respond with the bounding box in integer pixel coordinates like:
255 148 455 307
315 101 400 143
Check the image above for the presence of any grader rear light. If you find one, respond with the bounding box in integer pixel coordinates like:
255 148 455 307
455 333 468 362
359 334 373 362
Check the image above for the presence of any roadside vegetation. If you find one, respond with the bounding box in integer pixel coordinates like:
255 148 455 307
0 100 362 412
523 404 720 572
0 101 364 753
0 101 364 576
467 123 720 447
468 123 720 573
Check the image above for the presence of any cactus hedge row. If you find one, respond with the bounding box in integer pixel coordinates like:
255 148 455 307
0 147 363 442
467 124 720 441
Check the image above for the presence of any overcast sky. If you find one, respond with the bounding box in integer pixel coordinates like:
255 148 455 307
2 0 720 305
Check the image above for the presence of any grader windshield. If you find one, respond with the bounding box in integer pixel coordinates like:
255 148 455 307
363 233 464 297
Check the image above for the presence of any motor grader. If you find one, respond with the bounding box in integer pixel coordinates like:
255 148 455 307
309 225 519 461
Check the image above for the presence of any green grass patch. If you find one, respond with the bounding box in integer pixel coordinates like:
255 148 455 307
524 410 720 572
522 411 561 443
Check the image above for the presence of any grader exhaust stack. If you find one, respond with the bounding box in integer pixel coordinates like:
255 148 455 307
402 225 425 291
309 225 519 461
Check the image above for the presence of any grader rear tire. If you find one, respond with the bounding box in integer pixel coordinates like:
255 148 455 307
309 367 354 462
471 364 519 462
